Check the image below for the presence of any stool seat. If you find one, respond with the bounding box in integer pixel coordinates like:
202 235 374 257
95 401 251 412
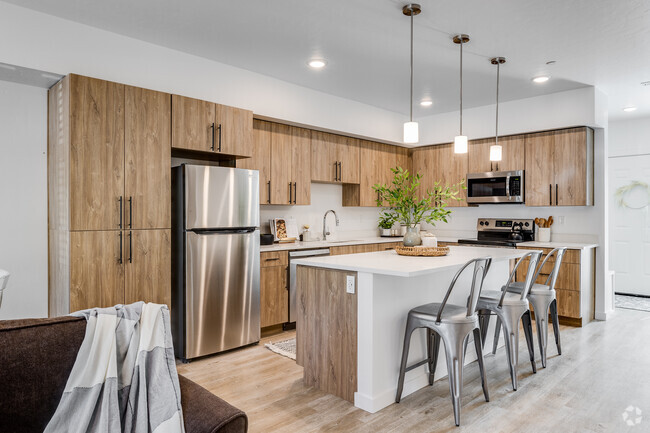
478 290 528 306
410 303 477 324
503 282 554 296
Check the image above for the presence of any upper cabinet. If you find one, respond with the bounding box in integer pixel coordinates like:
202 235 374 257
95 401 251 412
468 135 525 173
311 132 360 184
171 95 252 157
411 143 468 208
525 127 593 206
238 120 272 204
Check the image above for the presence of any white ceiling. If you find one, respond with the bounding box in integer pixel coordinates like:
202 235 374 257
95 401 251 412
5 0 650 120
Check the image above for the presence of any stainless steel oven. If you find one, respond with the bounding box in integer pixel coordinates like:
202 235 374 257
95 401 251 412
466 170 524 204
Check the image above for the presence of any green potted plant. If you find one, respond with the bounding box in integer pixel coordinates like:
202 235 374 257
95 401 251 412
378 211 397 237
373 167 464 246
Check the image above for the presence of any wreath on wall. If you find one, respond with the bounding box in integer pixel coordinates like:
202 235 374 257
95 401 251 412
615 180 650 209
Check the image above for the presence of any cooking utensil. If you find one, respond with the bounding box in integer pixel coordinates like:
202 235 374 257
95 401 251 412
547 216 554 227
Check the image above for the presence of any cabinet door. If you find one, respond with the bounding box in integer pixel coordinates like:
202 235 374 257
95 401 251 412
70 230 124 312
125 229 171 306
355 140 380 206
171 95 216 152
311 131 337 182
69 75 125 231
270 123 292 205
260 265 288 327
125 86 171 230
554 128 588 206
525 131 555 206
239 119 272 205
468 138 493 173
411 146 436 197
435 143 468 207
337 136 360 184
498 135 525 172
291 126 311 205
216 104 253 156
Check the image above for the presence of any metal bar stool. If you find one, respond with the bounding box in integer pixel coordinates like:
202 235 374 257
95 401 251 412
395 257 492 427
477 251 542 391
494 247 567 368
0 269 9 309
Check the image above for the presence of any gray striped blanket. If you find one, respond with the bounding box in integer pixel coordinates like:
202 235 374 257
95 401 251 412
45 302 185 433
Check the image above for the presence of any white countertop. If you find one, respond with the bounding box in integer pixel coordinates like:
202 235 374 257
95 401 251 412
517 241 599 250
292 245 529 278
260 236 459 252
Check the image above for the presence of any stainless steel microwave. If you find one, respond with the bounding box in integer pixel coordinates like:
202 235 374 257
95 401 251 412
466 170 524 204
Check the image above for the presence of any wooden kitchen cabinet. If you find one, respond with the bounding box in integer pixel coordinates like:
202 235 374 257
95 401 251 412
69 74 125 231
311 131 360 184
468 135 525 173
411 143 468 207
291 127 312 205
125 229 171 306
125 86 171 229
238 119 272 204
260 251 289 328
171 94 253 156
525 127 593 207
330 242 401 255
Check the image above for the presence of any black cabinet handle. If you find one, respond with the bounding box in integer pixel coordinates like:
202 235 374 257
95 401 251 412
128 231 133 263
118 196 123 229
128 196 132 229
265 257 280 262
288 182 292 204
549 184 552 206
293 182 297 204
334 161 338 181
267 181 271 204
217 124 222 152
118 231 123 264
210 123 215 151
556 184 558 206
338 162 342 181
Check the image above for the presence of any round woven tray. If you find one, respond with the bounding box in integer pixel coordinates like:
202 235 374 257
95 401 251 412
395 245 450 257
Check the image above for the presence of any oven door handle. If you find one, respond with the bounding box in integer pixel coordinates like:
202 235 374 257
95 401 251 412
505 174 511 200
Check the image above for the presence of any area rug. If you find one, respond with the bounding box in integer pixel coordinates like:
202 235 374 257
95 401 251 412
265 337 296 360
616 294 650 312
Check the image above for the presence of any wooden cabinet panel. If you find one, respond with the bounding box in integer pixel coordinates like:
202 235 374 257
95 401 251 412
70 230 124 312
69 75 125 231
171 95 215 152
270 123 293 205
330 242 401 256
311 131 337 182
125 229 171 306
125 86 171 230
468 136 524 173
238 119 272 204
525 131 555 206
434 143 468 207
261 251 289 267
291 127 311 205
260 265 288 327
555 288 581 318
554 128 588 206
337 136 360 184
411 146 436 196
216 104 253 156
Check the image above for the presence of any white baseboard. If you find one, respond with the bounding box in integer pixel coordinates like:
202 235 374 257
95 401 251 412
595 309 615 321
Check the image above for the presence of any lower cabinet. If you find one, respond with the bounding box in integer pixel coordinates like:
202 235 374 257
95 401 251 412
63 229 171 314
260 251 288 328
330 242 401 256
515 247 594 326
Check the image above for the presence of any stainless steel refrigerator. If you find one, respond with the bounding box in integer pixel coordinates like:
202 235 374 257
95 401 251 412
172 164 260 361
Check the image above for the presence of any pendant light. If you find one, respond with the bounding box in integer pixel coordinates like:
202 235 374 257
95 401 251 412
453 34 470 153
403 4 421 144
490 57 506 162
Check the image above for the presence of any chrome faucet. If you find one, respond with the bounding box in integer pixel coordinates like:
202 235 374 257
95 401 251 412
322 209 340 240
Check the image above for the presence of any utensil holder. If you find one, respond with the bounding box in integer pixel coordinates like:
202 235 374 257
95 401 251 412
538 227 551 242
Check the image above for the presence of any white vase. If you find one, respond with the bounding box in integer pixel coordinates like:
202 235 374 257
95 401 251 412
538 227 551 242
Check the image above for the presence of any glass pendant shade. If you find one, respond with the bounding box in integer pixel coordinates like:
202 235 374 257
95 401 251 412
454 135 468 153
404 121 419 144
489 144 503 161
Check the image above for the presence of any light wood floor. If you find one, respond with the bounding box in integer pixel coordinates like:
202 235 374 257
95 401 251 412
177 309 650 432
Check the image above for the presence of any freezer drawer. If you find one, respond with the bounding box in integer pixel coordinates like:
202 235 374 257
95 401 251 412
184 165 260 230
184 230 260 359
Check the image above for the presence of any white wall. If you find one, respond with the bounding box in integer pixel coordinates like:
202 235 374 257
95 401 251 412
0 80 48 319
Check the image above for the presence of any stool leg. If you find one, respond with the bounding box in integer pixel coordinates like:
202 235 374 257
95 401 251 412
492 316 501 355
396 317 416 403
529 295 552 369
428 330 441 385
501 311 521 391
473 327 490 402
442 333 467 426
478 310 491 349
550 298 562 355
521 310 537 374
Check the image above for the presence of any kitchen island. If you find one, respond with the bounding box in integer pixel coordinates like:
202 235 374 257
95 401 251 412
293 246 530 413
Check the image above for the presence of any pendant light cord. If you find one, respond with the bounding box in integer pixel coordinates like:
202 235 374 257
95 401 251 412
410 12 414 122
495 61 500 146
459 38 463 135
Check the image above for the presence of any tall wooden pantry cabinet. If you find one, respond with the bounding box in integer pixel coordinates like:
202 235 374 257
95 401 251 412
48 74 171 316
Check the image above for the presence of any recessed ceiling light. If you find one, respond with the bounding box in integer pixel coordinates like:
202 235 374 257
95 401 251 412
532 76 550 83
308 59 327 69
420 100 433 107
623 106 637 112
546 61 556 65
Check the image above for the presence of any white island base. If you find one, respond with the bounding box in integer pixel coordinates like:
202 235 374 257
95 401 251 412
294 246 529 413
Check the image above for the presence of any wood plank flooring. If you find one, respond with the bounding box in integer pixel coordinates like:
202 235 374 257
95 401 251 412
177 309 650 432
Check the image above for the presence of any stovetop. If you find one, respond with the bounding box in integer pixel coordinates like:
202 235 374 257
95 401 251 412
457 218 535 248
457 238 525 248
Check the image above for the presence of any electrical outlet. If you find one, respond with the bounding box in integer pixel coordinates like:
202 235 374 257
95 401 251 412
558 216 565 225
346 275 355 294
